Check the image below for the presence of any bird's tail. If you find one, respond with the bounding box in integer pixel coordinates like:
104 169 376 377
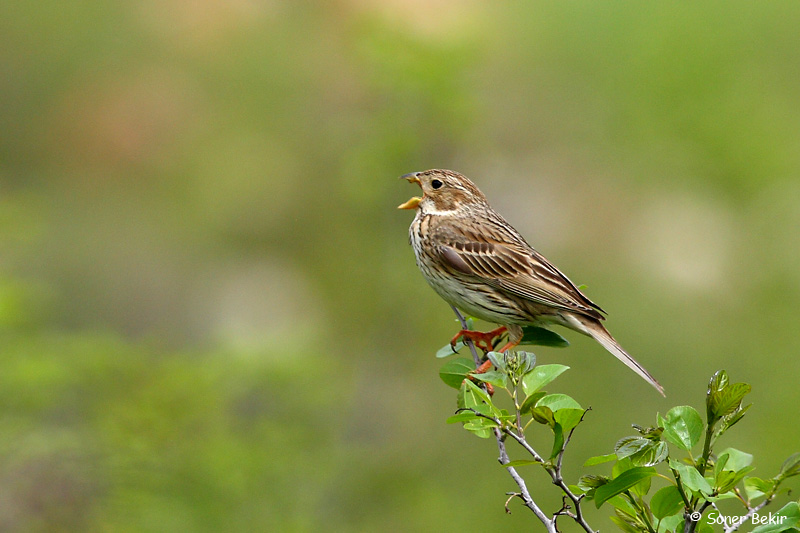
569 316 665 396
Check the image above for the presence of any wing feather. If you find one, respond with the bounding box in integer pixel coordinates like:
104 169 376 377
433 220 604 320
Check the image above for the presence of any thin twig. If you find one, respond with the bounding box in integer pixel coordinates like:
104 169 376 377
504 493 520 514
723 496 775 533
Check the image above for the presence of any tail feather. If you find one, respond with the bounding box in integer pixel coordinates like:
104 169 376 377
568 316 665 396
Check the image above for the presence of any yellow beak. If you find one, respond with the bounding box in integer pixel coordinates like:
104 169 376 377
398 173 423 210
401 173 422 186
398 196 422 210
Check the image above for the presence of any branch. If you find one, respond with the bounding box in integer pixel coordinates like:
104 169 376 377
449 307 555 532
448 307 596 532
553 414 595 533
495 427 557 532
450 305 482 367
468 409 596 533
723 495 775 533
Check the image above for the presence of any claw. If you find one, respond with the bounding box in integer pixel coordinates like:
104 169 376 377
450 326 508 353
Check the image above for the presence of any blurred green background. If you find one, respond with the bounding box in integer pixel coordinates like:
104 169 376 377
2 1 799 531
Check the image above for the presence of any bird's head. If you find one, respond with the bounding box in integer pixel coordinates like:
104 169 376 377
397 169 487 215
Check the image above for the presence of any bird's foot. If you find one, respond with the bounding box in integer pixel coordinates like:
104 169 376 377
450 326 507 353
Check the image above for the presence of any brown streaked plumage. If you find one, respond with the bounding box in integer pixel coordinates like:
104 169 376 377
399 169 664 396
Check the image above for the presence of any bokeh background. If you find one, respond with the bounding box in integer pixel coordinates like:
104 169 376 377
2 1 799 531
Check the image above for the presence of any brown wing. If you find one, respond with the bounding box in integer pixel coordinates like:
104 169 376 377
432 220 605 320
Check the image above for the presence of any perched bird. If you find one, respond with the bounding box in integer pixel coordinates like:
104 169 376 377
398 169 664 396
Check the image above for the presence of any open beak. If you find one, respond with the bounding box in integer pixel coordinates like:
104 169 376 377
400 172 422 186
397 196 421 209
398 172 423 210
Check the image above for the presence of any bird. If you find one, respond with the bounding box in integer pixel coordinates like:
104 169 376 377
398 169 664 396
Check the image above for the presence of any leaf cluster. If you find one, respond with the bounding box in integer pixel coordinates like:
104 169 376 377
439 328 593 532
442 351 580 457
578 370 800 533
438 321 798 533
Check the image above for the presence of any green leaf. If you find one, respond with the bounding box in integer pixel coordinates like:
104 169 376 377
583 453 617 467
462 379 492 405
536 393 582 412
670 460 713 496
439 358 474 389
744 476 775 500
486 351 505 371
568 484 586 495
717 466 755 493
613 457 636 476
531 405 555 427
578 474 610 491
714 453 730 477
630 472 652 497
607 495 638 517
661 406 703 451
778 452 800 481
709 448 753 493
521 364 570 395
436 340 463 358
497 350 536 377
458 379 493 412
751 502 800 533
706 370 729 422
502 459 541 467
715 470 737 492
717 447 753 471
462 419 495 438
471 370 507 388
594 467 657 508
695 521 715 533
615 436 652 460
659 513 684 533
457 391 498 439
609 514 642 533
630 441 669 467
550 423 565 460
519 391 547 415
615 436 669 466
555 408 584 433
708 370 729 390
445 411 478 423
519 325 569 348
496 408 515 422
710 382 751 419
517 351 537 375
714 403 751 440
651 485 685 519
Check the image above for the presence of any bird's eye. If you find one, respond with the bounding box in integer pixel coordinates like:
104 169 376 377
431 179 443 189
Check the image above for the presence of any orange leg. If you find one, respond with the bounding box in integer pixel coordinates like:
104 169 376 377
495 338 520 353
463 332 519 397
468 359 495 395
474 358 493 374
450 326 508 353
